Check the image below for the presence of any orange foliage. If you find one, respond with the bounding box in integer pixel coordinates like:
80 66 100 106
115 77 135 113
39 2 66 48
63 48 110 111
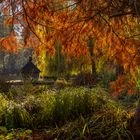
111 75 126 97
0 0 140 92
0 36 20 52
111 75 136 97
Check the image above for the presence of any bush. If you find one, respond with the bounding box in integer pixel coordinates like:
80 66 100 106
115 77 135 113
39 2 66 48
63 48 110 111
54 78 69 89
72 72 96 86
0 129 32 140
0 94 8 125
0 126 7 135
5 101 31 128
0 80 11 93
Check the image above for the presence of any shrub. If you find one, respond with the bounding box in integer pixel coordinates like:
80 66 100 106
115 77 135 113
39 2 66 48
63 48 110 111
0 80 11 93
0 94 8 125
0 126 7 135
5 101 31 128
98 71 116 88
54 78 69 89
72 72 96 86
0 129 32 140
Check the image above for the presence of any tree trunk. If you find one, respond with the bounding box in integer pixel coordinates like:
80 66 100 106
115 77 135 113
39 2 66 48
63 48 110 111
91 57 96 79
115 64 124 77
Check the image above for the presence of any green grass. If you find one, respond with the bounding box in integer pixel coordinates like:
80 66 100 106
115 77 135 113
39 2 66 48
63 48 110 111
0 85 136 139
0 128 32 140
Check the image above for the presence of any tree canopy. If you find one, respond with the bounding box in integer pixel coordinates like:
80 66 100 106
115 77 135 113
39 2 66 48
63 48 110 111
0 0 140 94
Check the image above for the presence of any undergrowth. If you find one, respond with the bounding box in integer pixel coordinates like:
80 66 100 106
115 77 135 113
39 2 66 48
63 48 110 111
0 85 136 139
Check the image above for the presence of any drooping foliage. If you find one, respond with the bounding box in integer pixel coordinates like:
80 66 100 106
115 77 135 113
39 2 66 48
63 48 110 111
0 0 140 94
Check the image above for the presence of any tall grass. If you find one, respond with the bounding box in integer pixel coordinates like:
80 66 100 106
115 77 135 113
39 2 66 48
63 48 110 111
0 94 8 125
43 111 133 140
27 87 96 126
0 86 135 139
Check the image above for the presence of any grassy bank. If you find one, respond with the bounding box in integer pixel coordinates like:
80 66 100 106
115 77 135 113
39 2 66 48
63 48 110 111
0 85 136 139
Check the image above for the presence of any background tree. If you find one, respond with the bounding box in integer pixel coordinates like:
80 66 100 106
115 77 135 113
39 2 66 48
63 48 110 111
88 36 96 79
0 0 139 92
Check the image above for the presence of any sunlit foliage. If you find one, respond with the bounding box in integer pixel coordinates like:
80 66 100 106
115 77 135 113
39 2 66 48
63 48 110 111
0 0 140 94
